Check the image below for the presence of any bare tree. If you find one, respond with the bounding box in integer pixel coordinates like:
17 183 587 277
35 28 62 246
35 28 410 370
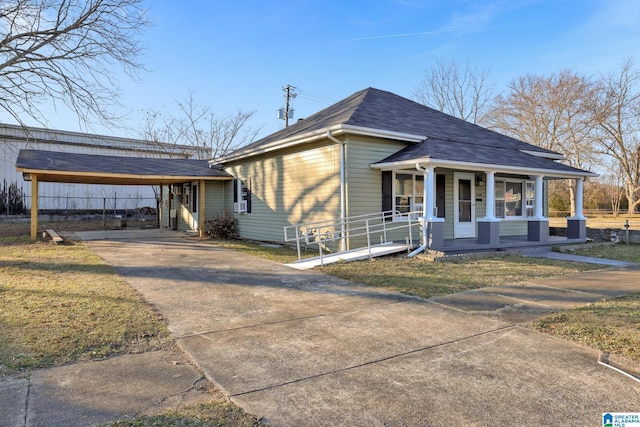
0 0 149 127
413 58 495 124
140 92 262 160
487 70 600 215
592 58 640 215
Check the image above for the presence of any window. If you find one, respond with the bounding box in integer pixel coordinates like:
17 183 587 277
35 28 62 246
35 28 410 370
495 180 505 218
192 183 198 213
505 181 522 217
494 179 535 218
182 183 191 208
382 171 425 220
525 182 535 217
233 178 252 213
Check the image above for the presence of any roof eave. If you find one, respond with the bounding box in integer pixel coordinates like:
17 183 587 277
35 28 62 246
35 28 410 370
16 167 232 185
212 125 425 164
371 158 597 179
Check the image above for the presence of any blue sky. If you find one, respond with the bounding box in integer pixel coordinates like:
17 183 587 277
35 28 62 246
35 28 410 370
13 0 640 141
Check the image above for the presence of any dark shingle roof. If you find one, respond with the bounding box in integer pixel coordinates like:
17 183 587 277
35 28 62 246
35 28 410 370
229 87 560 158
377 138 590 175
16 149 231 184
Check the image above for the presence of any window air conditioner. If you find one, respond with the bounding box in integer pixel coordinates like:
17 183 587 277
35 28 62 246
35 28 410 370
234 201 248 213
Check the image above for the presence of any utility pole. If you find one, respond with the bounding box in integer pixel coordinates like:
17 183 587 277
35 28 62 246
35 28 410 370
281 85 297 127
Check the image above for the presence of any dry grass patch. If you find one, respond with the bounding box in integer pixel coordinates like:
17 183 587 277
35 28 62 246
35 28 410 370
317 254 603 299
569 242 640 264
207 239 300 264
105 400 260 427
0 239 171 375
533 293 640 363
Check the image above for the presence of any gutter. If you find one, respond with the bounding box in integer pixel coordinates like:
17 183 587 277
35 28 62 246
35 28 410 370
372 158 598 179
327 131 347 251
214 125 425 165
408 162 428 257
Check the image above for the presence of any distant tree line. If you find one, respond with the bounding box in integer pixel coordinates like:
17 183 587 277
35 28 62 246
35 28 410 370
0 180 26 215
414 58 640 216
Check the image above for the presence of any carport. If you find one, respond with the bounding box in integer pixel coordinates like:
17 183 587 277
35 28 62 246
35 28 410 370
15 149 232 240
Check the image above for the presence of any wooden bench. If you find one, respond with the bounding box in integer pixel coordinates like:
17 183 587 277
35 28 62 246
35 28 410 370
45 229 64 244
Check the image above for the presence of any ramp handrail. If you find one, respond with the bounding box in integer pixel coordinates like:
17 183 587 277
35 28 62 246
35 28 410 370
284 210 424 264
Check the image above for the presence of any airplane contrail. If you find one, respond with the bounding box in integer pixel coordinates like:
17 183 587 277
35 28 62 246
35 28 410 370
347 29 457 41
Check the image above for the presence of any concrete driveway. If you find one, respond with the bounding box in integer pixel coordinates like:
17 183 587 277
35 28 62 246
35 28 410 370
81 230 640 426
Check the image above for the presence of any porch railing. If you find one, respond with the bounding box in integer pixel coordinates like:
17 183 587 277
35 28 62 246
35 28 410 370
283 210 424 264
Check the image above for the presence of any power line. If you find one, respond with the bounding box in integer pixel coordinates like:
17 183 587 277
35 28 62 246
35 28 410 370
296 89 336 105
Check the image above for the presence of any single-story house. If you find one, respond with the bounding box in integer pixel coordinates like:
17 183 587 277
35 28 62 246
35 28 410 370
16 88 594 255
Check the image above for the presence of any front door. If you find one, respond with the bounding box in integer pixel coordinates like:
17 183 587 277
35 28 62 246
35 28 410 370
454 173 475 238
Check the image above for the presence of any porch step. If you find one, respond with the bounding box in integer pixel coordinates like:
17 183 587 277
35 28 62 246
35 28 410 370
285 241 410 270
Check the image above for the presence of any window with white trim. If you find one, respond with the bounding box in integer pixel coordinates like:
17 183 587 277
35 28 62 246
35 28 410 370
393 172 424 218
525 182 535 217
494 179 535 218
233 178 252 213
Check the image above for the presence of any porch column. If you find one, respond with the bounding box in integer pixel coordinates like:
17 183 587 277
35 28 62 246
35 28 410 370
534 175 544 218
574 178 585 219
424 165 435 219
484 171 495 219
528 175 549 242
30 174 39 241
199 179 206 238
419 164 444 250
567 177 587 240
478 171 500 245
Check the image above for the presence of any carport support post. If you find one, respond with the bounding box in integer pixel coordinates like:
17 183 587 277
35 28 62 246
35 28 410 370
199 180 206 238
30 174 39 241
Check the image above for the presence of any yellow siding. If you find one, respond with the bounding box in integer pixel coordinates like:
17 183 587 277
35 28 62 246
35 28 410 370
500 220 528 235
204 181 225 216
345 136 407 216
224 139 341 243
346 137 411 246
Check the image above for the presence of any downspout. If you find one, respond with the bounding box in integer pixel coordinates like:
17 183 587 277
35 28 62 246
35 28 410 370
327 131 347 251
408 163 429 257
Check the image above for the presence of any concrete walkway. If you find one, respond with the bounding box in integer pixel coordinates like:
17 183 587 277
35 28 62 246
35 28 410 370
3 230 640 426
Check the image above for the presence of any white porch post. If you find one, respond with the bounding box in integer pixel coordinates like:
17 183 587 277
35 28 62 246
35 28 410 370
484 171 495 219
528 175 548 242
575 178 585 219
478 170 499 245
567 177 587 240
424 165 435 219
535 175 544 219
413 163 444 252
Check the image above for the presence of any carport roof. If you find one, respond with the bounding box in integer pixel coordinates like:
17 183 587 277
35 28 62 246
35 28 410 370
16 149 232 185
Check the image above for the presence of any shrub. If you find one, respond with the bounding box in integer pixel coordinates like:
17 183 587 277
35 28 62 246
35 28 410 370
205 210 238 239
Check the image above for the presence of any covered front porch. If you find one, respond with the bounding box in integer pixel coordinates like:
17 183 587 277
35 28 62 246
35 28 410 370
419 170 589 252
372 157 595 255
